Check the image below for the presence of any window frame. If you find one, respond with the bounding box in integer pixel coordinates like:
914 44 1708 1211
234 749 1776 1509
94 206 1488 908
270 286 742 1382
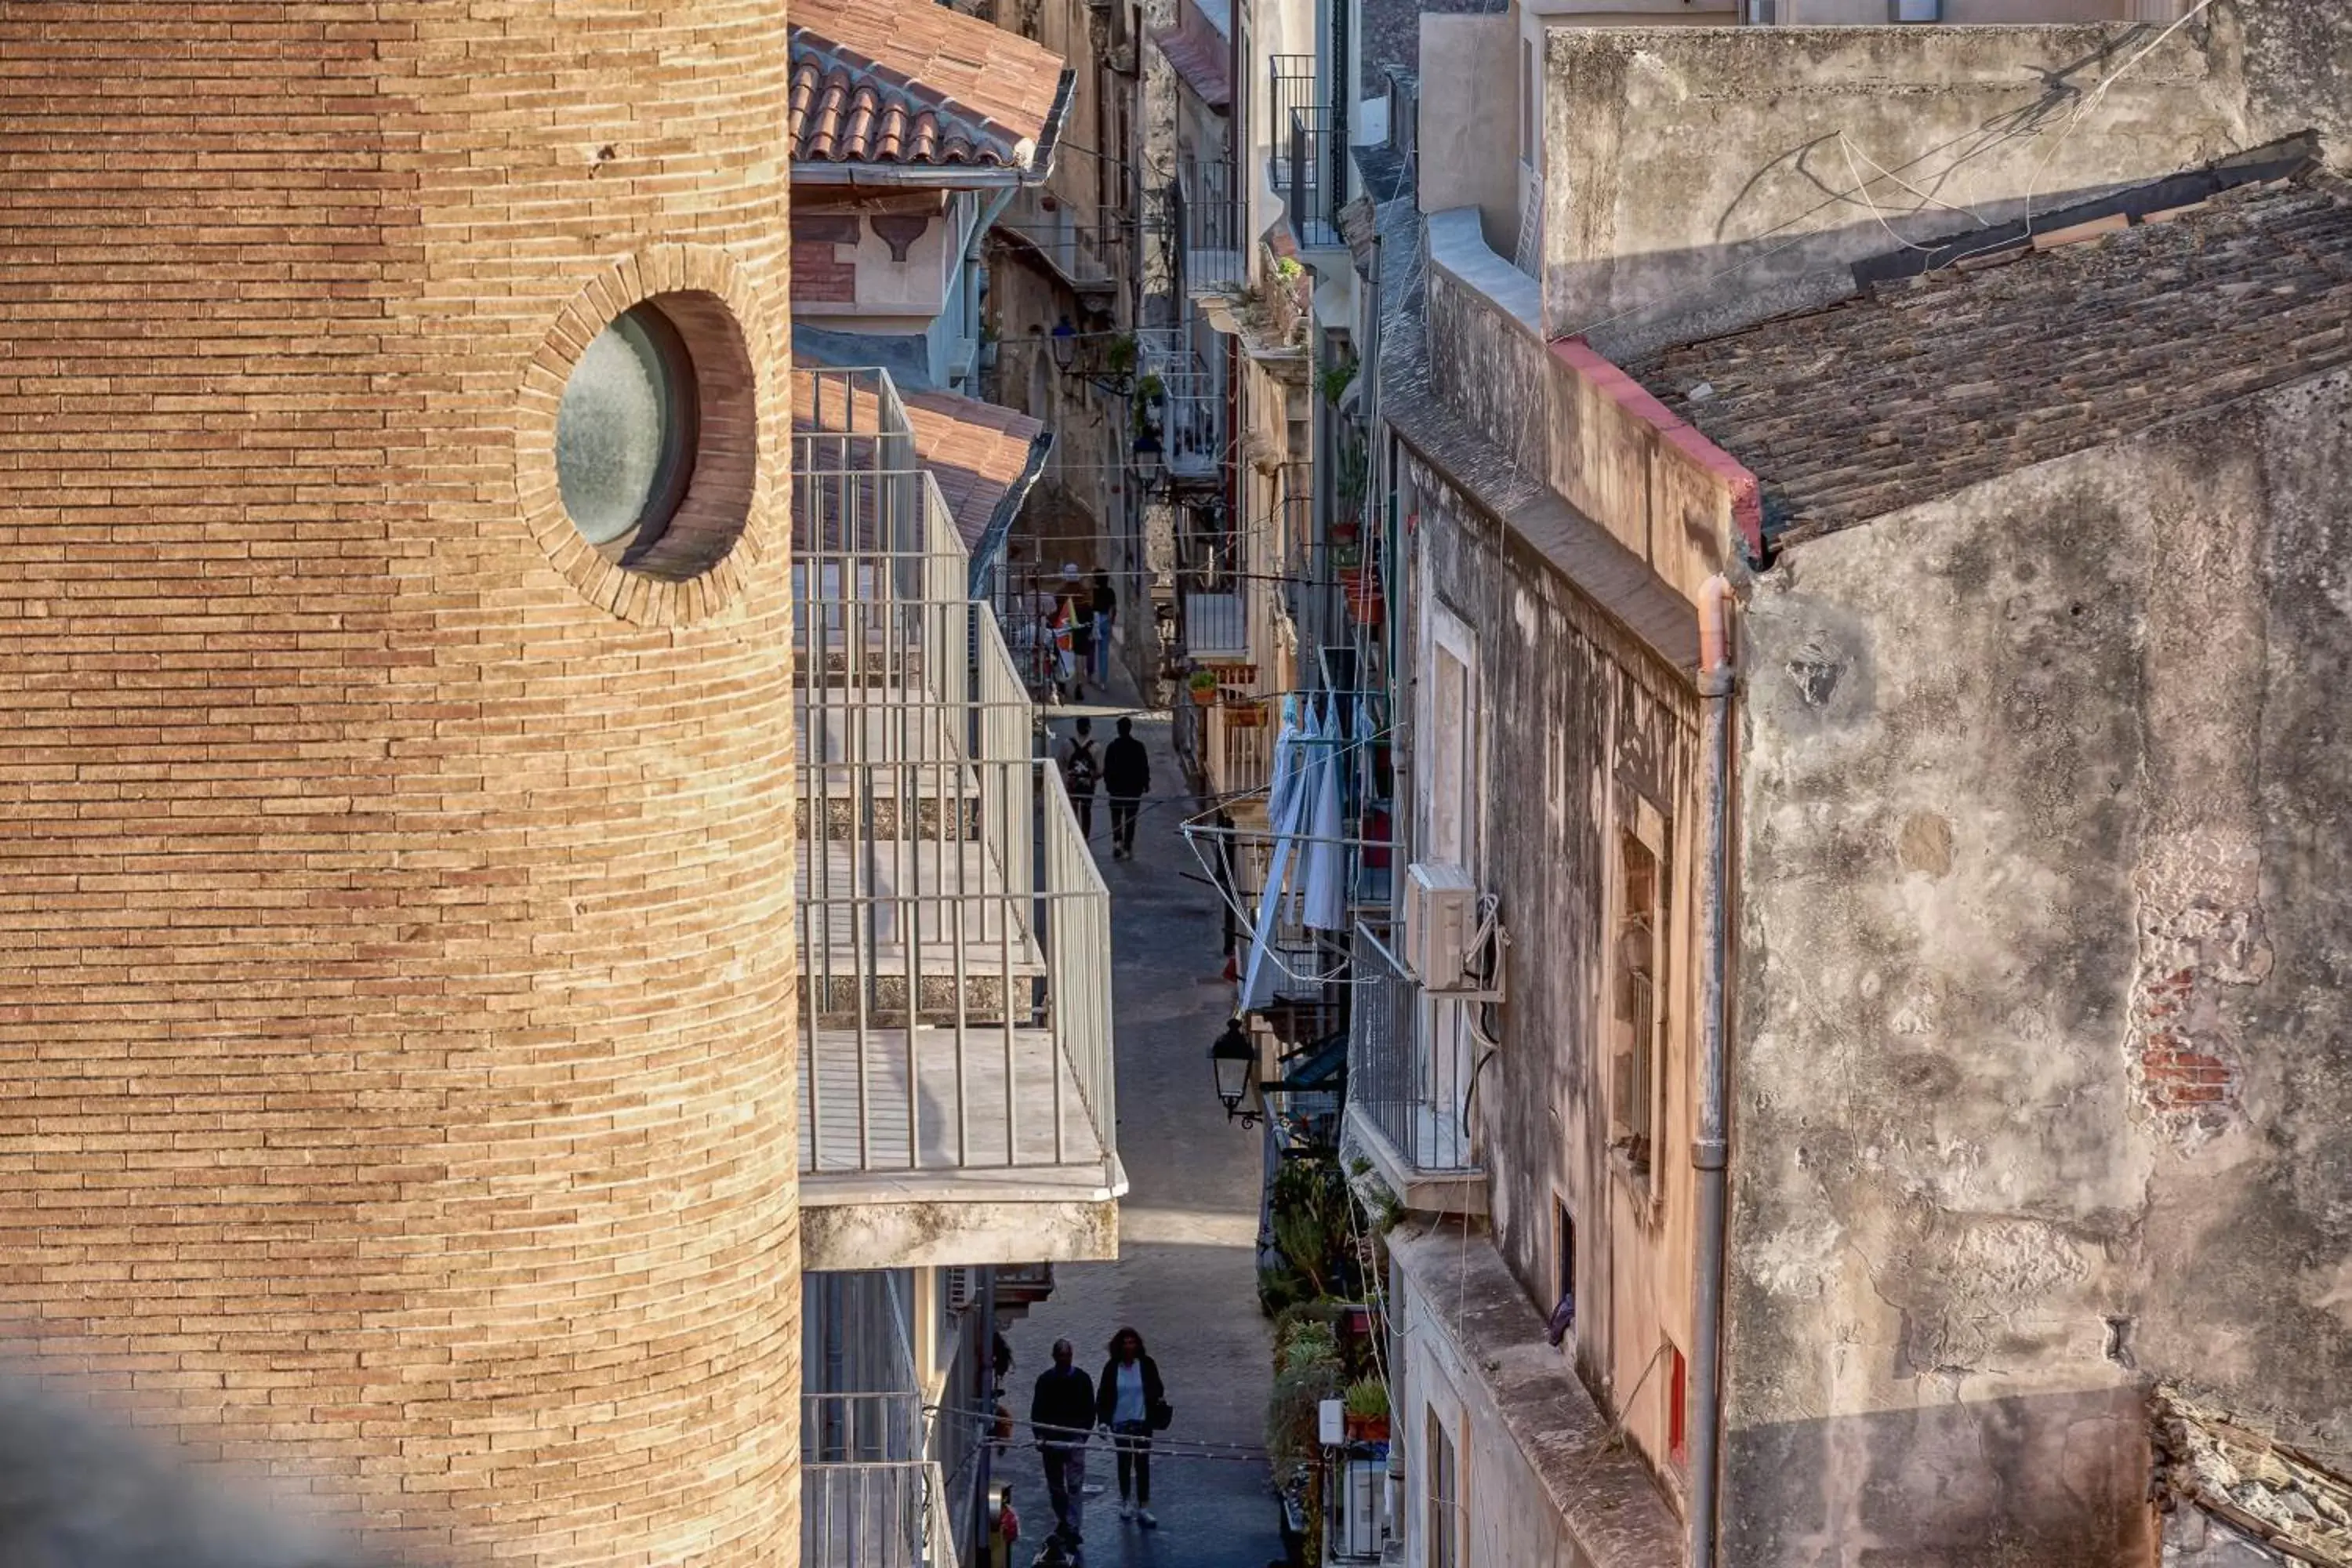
1608 794 1669 1192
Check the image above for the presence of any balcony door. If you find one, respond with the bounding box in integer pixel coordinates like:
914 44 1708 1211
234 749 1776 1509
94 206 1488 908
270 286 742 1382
1419 604 1479 1167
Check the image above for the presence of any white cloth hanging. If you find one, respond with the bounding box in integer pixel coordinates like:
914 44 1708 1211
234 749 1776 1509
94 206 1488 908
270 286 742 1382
1301 699 1347 932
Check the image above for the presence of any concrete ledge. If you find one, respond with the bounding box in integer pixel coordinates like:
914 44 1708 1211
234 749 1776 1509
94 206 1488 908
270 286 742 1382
801 1192 1121 1271
1344 1102 1488 1218
1392 1223 1683 1568
1426 208 1541 336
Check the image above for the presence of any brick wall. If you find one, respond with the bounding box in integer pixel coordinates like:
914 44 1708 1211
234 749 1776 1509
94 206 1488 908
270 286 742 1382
0 6 798 1566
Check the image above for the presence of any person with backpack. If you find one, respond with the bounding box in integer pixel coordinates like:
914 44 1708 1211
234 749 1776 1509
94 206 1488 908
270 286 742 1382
1056 718 1099 839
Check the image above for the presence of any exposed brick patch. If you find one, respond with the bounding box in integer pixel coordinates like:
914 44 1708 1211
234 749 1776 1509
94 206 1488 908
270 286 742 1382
795 243 860 303
2125 844 2272 1138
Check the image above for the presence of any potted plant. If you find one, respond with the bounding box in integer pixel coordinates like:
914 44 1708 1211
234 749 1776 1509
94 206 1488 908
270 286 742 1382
1342 1379 1390 1443
1188 668 1220 706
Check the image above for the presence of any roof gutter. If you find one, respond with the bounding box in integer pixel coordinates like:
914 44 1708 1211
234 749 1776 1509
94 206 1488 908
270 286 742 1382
967 427 1056 600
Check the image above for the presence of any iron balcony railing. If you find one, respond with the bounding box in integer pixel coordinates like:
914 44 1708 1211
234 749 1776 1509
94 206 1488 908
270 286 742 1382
793 367 1117 1189
1268 54 1316 182
1286 103 1344 250
1172 156 1244 293
804 1391 925 1465
1136 324 1225 484
1348 920 1479 1174
1269 56 1344 250
1172 524 1259 662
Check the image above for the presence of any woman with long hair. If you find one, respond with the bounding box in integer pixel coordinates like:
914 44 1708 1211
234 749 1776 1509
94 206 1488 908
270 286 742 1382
1094 1325 1167 1528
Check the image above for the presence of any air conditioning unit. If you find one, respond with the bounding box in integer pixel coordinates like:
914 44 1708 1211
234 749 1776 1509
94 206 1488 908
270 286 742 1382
943 1268 979 1312
1403 862 1502 999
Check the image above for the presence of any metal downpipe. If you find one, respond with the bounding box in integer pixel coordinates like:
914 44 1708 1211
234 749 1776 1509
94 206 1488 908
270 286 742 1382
1690 575 1737 1568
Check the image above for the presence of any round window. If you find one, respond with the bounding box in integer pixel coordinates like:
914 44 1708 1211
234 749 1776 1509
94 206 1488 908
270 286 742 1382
555 302 700 557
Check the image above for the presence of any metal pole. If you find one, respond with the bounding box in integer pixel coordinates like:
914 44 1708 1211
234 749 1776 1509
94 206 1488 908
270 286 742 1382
1690 575 1736 1568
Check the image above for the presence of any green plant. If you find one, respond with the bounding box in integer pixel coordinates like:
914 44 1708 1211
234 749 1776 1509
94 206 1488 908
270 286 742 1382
1272 256 1305 285
1270 1157 1355 1298
1134 371 1166 402
1276 1316 1340 1374
1343 1379 1389 1421
1257 1264 1316 1317
1105 332 1138 373
1317 355 1359 407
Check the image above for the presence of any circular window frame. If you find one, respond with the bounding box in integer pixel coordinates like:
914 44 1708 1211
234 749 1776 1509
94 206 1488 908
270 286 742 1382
556 300 702 560
517 246 779 626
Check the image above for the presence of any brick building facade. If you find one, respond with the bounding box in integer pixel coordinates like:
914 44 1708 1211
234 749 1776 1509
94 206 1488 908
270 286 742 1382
0 7 800 1566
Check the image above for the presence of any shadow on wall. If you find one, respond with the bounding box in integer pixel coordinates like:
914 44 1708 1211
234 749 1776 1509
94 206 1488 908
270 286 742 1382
0 1373 383 1568
1724 1382 2154 1568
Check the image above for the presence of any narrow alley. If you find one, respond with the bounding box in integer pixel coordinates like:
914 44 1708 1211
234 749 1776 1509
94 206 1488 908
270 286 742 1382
992 678 1289 1568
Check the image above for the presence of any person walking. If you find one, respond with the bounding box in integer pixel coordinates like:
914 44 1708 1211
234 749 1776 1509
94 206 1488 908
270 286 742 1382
1095 1327 1168 1529
1031 1338 1096 1548
1089 570 1116 684
1058 564 1092 699
1056 718 1099 840
1047 599 1080 705
1102 716 1150 860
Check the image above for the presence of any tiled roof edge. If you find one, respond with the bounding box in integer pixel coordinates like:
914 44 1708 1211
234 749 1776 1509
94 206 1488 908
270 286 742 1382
791 29 1033 164
1551 337 1765 564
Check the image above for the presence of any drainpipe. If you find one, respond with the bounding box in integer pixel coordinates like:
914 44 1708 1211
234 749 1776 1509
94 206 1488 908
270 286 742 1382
1690 573 1737 1568
964 186 1018 387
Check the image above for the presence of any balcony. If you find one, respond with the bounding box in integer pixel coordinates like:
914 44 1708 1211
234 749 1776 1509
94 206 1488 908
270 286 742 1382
1342 921 1487 1215
1001 187 1121 298
1269 56 1345 252
1171 156 1245 296
804 1393 949 1568
1136 325 1226 488
793 368 1125 1271
1172 524 1260 663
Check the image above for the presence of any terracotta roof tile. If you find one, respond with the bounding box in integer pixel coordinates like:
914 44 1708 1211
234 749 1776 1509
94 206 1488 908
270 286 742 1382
901 388 1050 553
792 371 1047 554
790 0 1068 169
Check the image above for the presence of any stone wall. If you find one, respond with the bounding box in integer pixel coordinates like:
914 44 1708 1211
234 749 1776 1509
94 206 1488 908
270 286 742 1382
0 8 800 1566
1541 23 2248 359
1727 369 2352 1566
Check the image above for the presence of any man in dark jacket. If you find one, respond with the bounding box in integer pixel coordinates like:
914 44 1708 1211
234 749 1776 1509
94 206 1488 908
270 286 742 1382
1030 1338 1096 1544
1102 716 1151 861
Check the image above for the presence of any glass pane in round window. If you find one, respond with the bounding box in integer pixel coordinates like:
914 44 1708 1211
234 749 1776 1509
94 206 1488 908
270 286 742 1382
556 304 696 550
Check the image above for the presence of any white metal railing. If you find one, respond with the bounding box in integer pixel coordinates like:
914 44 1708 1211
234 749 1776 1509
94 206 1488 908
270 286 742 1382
1138 325 1225 481
793 366 1116 1184
803 1459 954 1568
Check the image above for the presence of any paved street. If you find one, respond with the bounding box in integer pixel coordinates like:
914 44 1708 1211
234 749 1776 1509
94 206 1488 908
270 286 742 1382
994 675 1288 1568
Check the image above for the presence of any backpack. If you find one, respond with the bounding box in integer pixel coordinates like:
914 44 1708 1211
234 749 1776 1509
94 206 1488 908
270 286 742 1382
1065 740 1098 795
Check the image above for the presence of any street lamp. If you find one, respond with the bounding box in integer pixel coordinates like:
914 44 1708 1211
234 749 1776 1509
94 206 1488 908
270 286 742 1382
1132 430 1165 493
1210 1016 1257 1125
1050 316 1078 374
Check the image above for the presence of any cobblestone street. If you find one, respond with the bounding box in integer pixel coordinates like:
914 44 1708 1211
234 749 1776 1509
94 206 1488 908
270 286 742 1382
993 684 1288 1568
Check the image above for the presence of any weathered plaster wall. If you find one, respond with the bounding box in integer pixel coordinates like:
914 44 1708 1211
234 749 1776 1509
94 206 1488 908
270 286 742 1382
1416 15 1520 256
1541 24 2248 359
1728 372 2352 1566
1425 223 1736 602
1403 445 1706 1490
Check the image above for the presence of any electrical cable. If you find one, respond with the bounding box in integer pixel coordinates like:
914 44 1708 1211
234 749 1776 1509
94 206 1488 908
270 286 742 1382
923 1399 1276 1463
